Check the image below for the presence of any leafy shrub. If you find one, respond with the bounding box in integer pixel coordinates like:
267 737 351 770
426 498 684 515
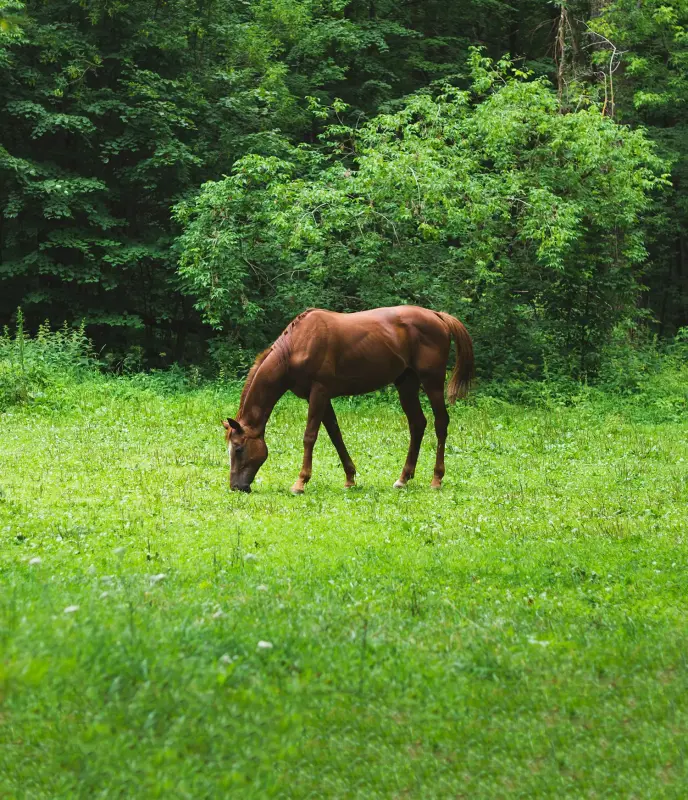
614 329 688 422
206 337 254 382
597 324 668 395
0 310 96 410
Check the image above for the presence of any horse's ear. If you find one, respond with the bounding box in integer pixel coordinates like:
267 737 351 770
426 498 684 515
222 419 230 430
226 418 243 433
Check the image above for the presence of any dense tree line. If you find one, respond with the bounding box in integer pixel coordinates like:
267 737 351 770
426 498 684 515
1 0 686 377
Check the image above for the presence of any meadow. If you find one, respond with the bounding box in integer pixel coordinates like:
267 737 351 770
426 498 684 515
1 372 687 798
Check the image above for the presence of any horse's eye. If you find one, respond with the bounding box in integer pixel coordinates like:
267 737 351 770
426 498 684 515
234 445 244 456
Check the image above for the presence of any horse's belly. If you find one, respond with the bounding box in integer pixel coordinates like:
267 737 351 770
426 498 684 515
328 358 406 396
329 375 396 397
289 373 397 399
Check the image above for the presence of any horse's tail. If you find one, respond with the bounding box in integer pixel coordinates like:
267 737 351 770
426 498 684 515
436 312 475 404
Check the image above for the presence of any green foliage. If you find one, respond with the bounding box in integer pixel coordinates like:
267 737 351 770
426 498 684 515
592 0 688 334
176 53 666 378
1 0 559 362
594 324 688 419
1 375 687 795
0 0 24 57
0 309 96 410
0 0 311 356
2 0 688 372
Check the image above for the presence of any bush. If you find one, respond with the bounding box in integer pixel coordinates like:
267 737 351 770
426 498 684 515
0 311 97 411
620 329 688 421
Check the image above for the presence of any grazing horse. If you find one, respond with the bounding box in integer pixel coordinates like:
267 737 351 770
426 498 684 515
223 306 474 494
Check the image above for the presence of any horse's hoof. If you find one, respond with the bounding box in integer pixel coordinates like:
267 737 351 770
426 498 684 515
393 480 407 489
430 481 442 490
290 486 305 495
344 483 355 490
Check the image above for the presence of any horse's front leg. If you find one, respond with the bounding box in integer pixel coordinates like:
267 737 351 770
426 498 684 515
291 384 329 495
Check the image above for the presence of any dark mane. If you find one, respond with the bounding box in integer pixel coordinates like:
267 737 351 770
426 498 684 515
238 309 315 416
238 347 272 416
273 308 315 360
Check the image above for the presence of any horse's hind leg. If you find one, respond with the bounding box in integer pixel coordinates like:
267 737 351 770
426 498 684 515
420 376 450 489
323 401 356 488
291 384 328 495
394 371 426 488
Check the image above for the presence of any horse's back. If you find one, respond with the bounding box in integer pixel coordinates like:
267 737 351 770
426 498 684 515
305 305 444 335
328 306 449 352
291 306 445 352
285 306 451 396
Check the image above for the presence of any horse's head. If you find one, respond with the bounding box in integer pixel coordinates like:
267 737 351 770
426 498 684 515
222 418 268 492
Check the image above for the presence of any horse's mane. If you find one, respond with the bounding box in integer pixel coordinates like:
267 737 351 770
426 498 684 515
238 346 272 415
238 309 315 416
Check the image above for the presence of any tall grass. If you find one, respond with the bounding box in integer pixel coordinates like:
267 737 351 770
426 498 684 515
0 310 97 411
478 326 688 422
2 312 686 423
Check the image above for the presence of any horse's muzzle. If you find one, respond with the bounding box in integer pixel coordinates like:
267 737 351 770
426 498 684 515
231 484 251 494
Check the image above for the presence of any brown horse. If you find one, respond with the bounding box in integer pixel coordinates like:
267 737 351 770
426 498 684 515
223 306 474 494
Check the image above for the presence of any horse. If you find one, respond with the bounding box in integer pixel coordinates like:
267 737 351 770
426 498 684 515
222 305 474 494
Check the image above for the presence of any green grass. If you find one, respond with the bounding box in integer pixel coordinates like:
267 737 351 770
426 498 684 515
1 376 687 797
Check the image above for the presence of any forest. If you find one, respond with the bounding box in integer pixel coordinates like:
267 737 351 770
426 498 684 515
2 0 687 380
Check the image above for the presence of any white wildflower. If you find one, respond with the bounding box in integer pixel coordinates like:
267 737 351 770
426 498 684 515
257 640 273 650
29 557 42 566
64 605 79 614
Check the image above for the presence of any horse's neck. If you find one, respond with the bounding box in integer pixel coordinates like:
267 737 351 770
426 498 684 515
241 351 288 433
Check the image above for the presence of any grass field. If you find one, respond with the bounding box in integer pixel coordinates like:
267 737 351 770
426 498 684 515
1 375 687 797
